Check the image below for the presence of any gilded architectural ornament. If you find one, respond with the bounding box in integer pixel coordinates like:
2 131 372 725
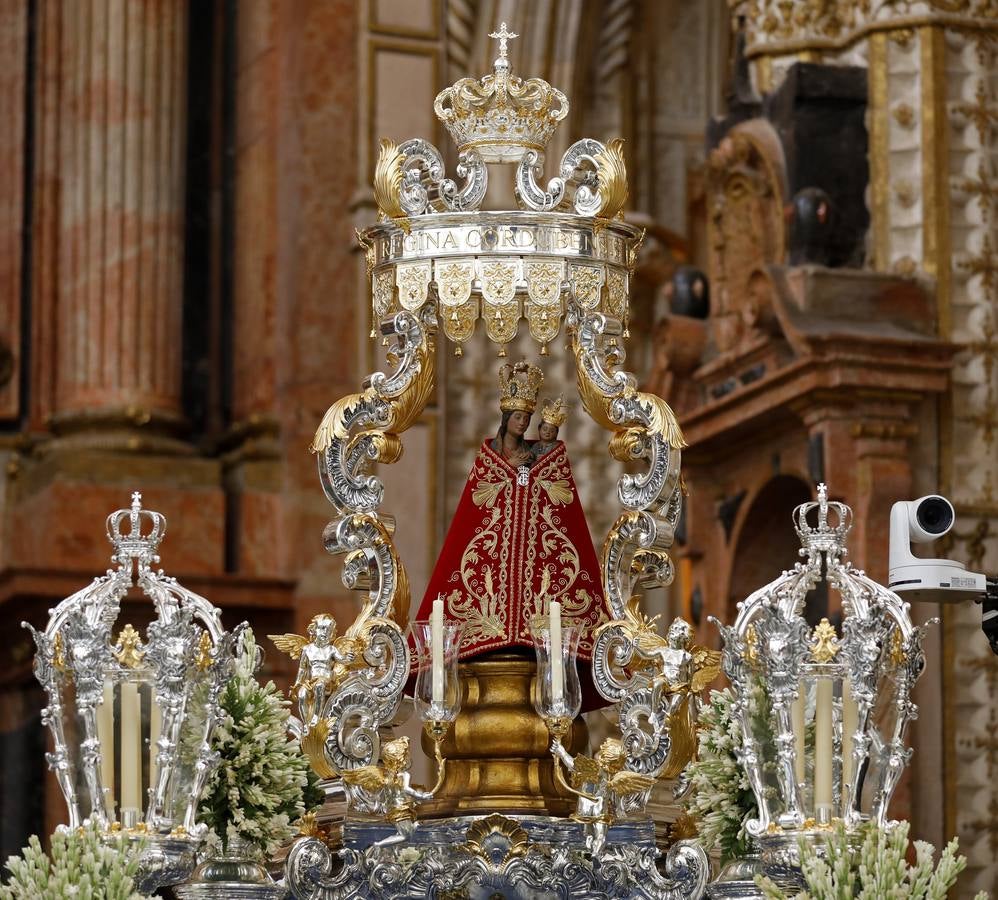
892 102 917 128
373 139 407 222
809 618 841 663
396 262 432 312
114 624 145 669
463 814 530 863
733 0 996 61
372 270 395 320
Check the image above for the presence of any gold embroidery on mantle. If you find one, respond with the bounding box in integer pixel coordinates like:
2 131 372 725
538 478 573 505
472 480 506 508
441 443 608 653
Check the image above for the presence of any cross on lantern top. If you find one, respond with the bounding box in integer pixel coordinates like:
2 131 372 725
489 22 518 62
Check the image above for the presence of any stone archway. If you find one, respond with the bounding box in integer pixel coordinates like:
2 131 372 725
727 475 813 622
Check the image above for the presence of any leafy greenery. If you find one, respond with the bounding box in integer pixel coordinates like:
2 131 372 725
684 687 758 864
0 822 149 899
755 820 989 900
198 628 324 857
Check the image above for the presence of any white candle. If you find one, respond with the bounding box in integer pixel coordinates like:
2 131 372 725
791 682 806 785
431 597 444 705
814 678 834 819
550 600 563 705
149 693 162 793
841 679 858 800
119 681 142 813
97 681 116 811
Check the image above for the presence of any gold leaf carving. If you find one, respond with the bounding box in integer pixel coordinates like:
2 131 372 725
373 138 405 221
594 138 629 220
397 263 432 311
115 624 145 669
570 265 603 310
811 618 840 663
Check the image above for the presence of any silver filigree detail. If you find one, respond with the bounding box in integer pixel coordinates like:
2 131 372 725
710 484 934 846
284 819 708 900
515 139 610 214
396 139 487 215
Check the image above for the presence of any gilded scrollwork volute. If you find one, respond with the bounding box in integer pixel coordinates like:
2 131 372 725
706 121 788 353
311 308 435 626
284 309 434 778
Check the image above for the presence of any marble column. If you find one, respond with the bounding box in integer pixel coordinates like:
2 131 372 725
49 0 189 445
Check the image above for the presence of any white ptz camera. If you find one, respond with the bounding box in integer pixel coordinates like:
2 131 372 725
888 495 988 603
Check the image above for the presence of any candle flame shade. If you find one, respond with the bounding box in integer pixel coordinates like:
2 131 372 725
411 622 464 722
529 620 583 720
711 484 932 850
23 493 246 891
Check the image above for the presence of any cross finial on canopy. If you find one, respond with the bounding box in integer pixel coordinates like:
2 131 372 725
489 22 518 62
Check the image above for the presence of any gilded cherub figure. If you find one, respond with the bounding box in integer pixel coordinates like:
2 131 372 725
549 736 657 856
340 736 444 846
269 614 365 728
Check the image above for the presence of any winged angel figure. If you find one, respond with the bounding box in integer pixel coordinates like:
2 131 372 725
550 737 657 856
269 613 367 729
340 736 445 846
624 607 722 778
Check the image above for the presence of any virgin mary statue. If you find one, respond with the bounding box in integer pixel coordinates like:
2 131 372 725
413 361 608 703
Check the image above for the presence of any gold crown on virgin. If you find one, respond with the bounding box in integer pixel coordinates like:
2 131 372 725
433 22 569 163
499 361 544 414
541 396 569 427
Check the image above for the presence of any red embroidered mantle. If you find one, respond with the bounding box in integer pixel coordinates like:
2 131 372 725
413 440 609 663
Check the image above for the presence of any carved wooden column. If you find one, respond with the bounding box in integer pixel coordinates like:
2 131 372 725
49 0 189 448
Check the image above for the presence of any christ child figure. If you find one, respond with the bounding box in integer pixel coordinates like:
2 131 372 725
533 396 568 461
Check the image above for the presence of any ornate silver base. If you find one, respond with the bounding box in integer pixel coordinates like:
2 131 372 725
175 837 287 899
285 814 709 899
706 851 805 898
133 835 200 893
175 883 286 900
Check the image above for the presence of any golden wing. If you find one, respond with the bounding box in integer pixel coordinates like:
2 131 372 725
268 633 309 661
341 765 388 792
690 647 723 693
569 753 601 788
301 720 337 779
634 628 667 656
609 770 657 797
373 139 406 221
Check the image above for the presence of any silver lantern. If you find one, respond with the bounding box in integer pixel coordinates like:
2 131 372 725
711 483 932 881
24 492 245 892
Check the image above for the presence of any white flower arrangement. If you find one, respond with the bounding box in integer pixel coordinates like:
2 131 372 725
0 821 149 900
197 628 324 859
755 820 989 900
683 687 758 864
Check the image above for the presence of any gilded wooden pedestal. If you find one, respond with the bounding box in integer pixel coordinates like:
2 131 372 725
421 652 588 816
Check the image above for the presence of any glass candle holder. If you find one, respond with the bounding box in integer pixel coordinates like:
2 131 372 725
530 619 582 720
411 622 464 722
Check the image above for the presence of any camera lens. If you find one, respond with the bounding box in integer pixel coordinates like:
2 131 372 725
916 496 953 535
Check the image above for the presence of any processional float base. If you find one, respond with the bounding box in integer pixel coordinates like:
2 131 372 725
420 652 588 817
